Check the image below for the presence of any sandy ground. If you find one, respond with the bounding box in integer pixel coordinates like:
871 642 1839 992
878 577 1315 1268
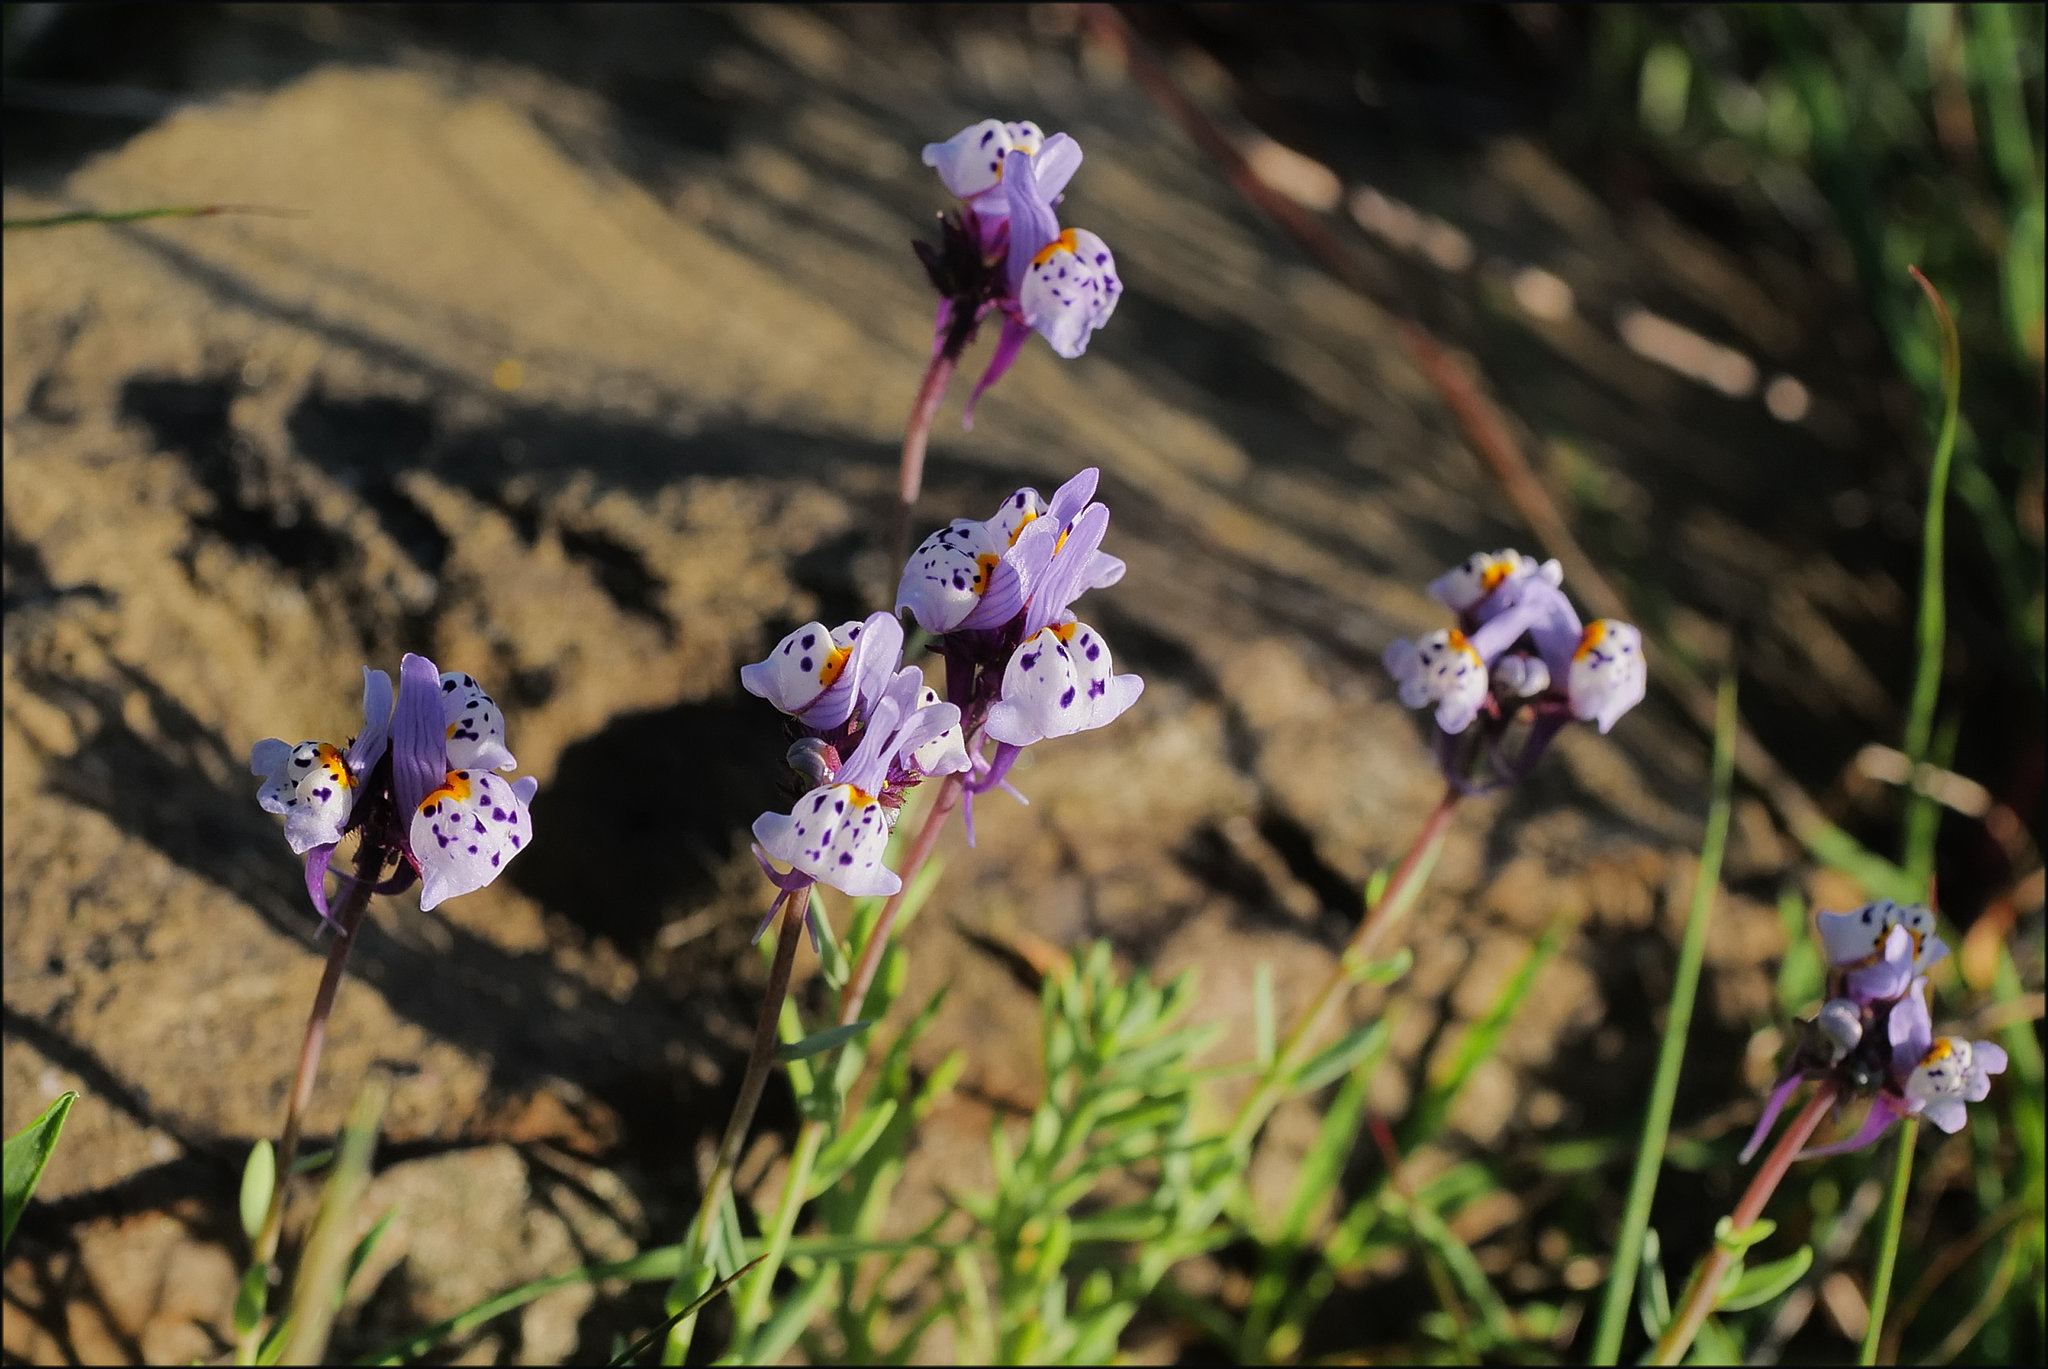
1 6 1997 1363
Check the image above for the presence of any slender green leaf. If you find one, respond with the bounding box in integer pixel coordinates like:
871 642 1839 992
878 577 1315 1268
777 1020 875 1064
1291 1017 1393 1096
337 1207 398 1311
3 1091 76 1249
1591 675 1739 1365
608 1257 761 1367
807 1101 898 1199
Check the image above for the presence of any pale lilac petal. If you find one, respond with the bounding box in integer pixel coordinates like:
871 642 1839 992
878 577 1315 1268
392 653 448 823
984 621 1144 747
843 612 906 725
1021 504 1109 638
439 671 517 773
1003 149 1061 297
409 767 534 911
837 669 926 795
1067 620 1143 730
1045 467 1100 527
1887 977 1934 1066
1919 1098 1968 1133
1566 620 1646 734
348 667 396 773
1846 924 1916 1005
1033 131 1082 201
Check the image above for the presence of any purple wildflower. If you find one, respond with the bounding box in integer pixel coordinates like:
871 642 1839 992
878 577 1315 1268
1740 904 2005 1163
251 654 537 922
915 119 1121 425
894 467 1141 841
1382 549 1645 790
742 612 966 929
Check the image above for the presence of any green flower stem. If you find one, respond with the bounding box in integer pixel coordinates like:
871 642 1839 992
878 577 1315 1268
1225 786 1458 1156
238 840 385 1365
1653 1081 1839 1365
729 772 962 1341
663 888 809 1364
1861 1118 1919 1364
1592 675 1740 1364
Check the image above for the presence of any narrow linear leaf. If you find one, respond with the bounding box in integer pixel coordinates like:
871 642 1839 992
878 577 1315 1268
1254 962 1276 1071
3 1091 77 1249
606 1256 763 1367
337 1207 399 1311
1291 1018 1393 1097
778 1020 875 1064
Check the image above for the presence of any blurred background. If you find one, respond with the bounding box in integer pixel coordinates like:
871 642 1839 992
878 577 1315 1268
3 4 2041 1363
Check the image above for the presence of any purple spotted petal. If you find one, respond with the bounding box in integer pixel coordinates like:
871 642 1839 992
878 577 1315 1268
409 770 537 911
1003 148 1061 298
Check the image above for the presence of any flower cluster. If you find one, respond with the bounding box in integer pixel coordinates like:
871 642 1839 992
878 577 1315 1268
1743 899 2008 1161
251 654 537 921
1382 549 1646 789
916 119 1122 423
896 466 1143 840
741 611 969 926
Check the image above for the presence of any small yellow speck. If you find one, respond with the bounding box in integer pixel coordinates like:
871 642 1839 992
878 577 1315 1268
492 358 525 392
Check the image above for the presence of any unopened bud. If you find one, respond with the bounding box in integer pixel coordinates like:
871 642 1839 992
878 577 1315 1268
787 737 840 787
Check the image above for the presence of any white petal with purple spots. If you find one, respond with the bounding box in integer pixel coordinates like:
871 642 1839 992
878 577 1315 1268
1566 620 1646 734
752 782 900 898
740 620 852 716
410 770 538 912
439 671 517 772
253 738 359 854
895 519 1008 634
1383 629 1488 734
1019 228 1121 359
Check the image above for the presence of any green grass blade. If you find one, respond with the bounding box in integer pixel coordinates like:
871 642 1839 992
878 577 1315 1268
3 1091 76 1249
2 203 304 230
1861 1120 1918 1364
1899 266 1961 895
1399 922 1565 1153
355 1247 692 1364
1590 674 1740 1364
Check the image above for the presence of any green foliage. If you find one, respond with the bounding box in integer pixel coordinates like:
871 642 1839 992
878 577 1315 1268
2 1090 74 1250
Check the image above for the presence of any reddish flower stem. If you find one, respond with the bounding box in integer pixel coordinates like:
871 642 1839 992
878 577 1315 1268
239 839 386 1362
1652 1081 1841 1364
838 772 962 1026
895 352 957 560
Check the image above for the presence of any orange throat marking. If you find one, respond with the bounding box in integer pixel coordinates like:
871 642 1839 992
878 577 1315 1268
421 771 473 812
1030 229 1080 267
